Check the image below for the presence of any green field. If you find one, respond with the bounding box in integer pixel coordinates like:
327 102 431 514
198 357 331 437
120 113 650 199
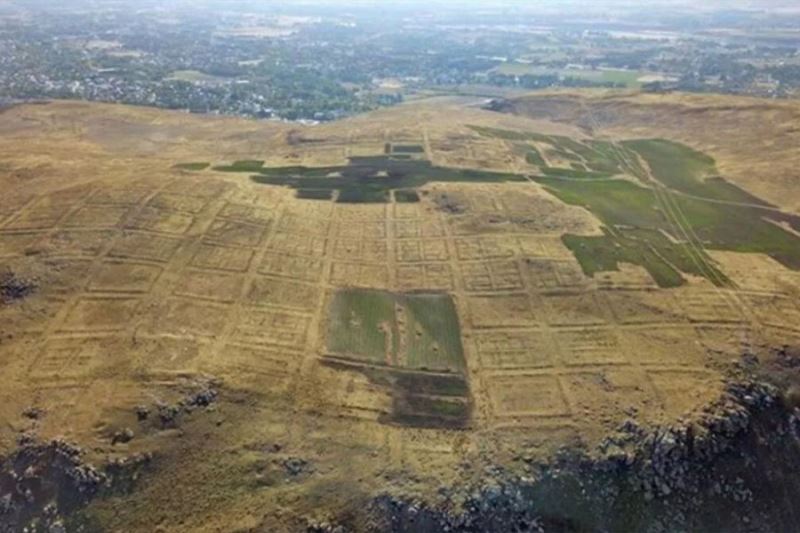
623 139 772 205
563 229 721 288
469 126 800 285
540 167 613 180
327 289 465 373
391 144 425 154
212 160 265 172
328 289 396 365
525 146 547 166
394 189 421 203
296 189 334 200
539 162 800 286
493 64 647 87
237 155 525 203
173 162 210 171
470 125 636 176
521 134 800 286
326 289 469 428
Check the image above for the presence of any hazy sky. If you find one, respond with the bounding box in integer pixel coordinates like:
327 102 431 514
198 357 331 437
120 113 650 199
4 0 800 17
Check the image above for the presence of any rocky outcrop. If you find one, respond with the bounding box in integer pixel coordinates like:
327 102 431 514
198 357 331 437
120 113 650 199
358 378 800 533
601 379 782 501
136 379 219 430
0 437 151 532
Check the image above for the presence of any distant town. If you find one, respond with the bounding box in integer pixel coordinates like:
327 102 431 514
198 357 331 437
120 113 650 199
1 2 799 121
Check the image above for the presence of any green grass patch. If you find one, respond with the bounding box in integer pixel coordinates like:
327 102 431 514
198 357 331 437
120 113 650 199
249 155 524 203
392 144 425 154
552 148 583 162
493 64 647 87
471 125 630 176
295 189 334 200
173 162 210 171
539 165 800 283
537 178 731 286
525 147 547 167
623 139 772 206
538 177 664 229
213 160 265 172
563 229 725 288
467 127 800 282
328 289 397 365
394 189 420 203
402 293 464 372
402 395 467 418
327 289 465 373
337 186 390 203
583 142 631 174
540 167 613 180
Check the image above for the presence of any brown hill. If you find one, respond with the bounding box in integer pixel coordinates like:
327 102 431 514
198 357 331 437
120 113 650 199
0 96 798 531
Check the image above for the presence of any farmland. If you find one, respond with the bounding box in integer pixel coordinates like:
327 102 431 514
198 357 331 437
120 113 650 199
327 289 465 372
493 63 651 88
325 289 469 428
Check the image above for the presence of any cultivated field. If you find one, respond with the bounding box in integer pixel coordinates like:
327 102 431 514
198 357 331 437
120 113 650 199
0 94 799 530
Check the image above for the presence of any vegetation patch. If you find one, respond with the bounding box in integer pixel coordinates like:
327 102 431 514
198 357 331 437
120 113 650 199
624 139 772 205
525 147 546 166
394 189 420 203
244 155 524 203
563 229 710 288
295 188 334 200
541 177 731 287
212 160 265 172
493 64 647 87
324 288 469 428
173 162 210 171
218 132 800 286
540 167 613 180
391 144 425 154
327 289 397 364
327 288 465 373
528 135 800 285
471 125 637 177
323 359 471 429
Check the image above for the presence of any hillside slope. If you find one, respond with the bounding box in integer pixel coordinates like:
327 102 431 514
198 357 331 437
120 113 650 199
0 96 798 531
